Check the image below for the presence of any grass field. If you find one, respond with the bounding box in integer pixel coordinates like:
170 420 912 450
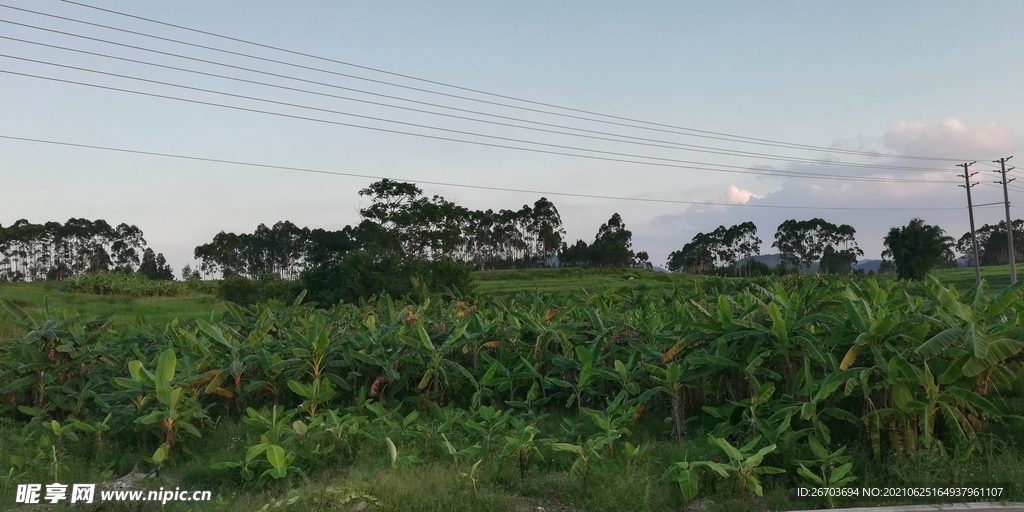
929 263 1024 290
471 267 695 295
0 281 223 338
2 262 1017 336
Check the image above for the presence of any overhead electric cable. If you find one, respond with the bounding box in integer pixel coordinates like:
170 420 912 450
0 62 955 185
0 29 956 174
2 2 980 162
0 134 974 211
54 0 988 163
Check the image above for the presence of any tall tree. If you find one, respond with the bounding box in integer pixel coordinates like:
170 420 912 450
957 219 1024 266
882 218 955 280
589 213 634 267
667 222 761 275
772 218 861 274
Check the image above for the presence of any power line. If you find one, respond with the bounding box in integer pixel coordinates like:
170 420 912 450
0 28 958 174
0 63 954 185
0 134 976 211
3 2 980 162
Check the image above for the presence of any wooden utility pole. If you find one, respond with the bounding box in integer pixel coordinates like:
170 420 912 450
993 156 1016 284
958 162 982 285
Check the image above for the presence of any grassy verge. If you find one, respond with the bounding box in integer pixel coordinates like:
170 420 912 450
2 406 1023 512
471 268 694 295
0 281 223 338
930 263 1024 290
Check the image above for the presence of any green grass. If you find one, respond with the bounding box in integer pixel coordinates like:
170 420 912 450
471 267 695 295
929 263 1024 290
4 406 1023 512
0 281 223 339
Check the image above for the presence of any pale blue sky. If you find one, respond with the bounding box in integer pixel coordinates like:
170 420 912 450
2 0 1022 273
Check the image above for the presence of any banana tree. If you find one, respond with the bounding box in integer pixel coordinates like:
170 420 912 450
643 361 692 440
402 320 474 408
916 278 1024 388
904 362 1001 452
283 316 348 417
0 298 109 415
196 318 272 410
114 348 207 450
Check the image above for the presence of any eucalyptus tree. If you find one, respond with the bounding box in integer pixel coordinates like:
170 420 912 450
527 197 565 265
0 218 150 281
666 234 718 274
773 219 861 274
726 222 762 275
667 222 761 275
956 220 1024 266
589 213 634 268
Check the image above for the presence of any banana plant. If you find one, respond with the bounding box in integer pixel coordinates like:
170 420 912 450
0 298 109 415
664 459 731 502
284 317 345 417
196 318 272 409
457 459 483 494
73 413 113 452
403 320 474 408
552 439 599 486
385 437 419 474
644 361 692 440
707 434 785 497
904 362 1001 452
213 406 303 486
916 278 1024 387
794 362 858 446
114 348 206 450
311 409 366 457
440 433 481 469
794 437 857 507
499 421 549 480
460 405 511 455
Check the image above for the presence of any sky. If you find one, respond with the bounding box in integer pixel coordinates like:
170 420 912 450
1 0 1023 274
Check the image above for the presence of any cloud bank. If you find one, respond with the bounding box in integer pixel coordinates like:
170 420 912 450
637 119 1020 266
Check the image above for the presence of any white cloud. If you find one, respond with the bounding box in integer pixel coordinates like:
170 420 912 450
724 184 760 204
882 119 1017 158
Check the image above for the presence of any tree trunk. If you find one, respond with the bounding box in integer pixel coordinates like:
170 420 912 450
671 389 687 441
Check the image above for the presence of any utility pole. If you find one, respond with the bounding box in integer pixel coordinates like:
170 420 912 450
994 156 1016 284
958 162 982 285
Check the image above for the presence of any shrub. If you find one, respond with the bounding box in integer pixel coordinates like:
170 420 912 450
301 252 473 306
218 274 299 306
61 272 217 297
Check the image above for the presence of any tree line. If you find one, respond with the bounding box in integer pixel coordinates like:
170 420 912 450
664 216 1014 281
7 182 1020 285
667 218 864 276
0 218 172 282
955 220 1024 267
193 179 649 279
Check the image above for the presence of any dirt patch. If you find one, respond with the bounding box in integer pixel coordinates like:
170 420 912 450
508 494 585 512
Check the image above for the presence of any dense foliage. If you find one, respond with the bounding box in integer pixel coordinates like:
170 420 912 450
956 220 1024 267
666 222 761 274
883 218 957 281
2 275 1021 507
192 180 651 280
0 218 172 282
60 272 217 297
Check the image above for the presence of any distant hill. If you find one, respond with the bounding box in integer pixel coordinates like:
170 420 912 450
855 259 882 271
